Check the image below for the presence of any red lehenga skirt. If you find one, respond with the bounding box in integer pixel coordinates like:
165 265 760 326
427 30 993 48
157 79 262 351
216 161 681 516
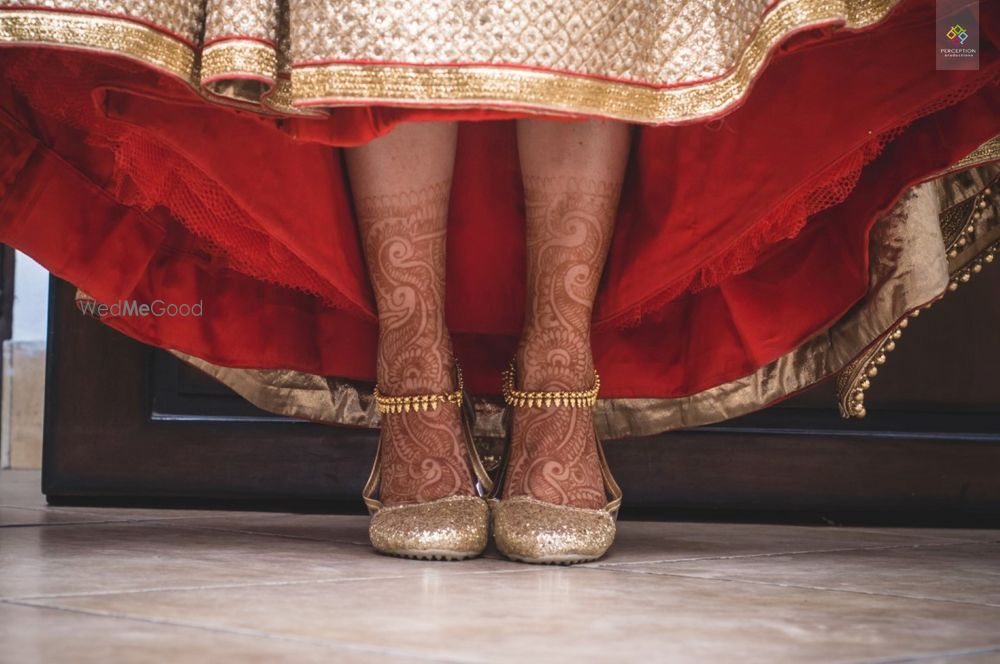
0 0 997 439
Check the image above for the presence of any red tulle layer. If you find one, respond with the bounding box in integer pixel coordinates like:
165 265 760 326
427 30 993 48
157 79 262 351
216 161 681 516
0 0 997 398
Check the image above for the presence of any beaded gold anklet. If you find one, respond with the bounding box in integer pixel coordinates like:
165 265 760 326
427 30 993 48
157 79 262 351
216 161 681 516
373 361 464 414
501 361 600 408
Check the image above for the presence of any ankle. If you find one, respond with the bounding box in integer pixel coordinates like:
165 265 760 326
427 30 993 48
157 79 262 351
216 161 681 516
515 329 595 392
376 332 457 395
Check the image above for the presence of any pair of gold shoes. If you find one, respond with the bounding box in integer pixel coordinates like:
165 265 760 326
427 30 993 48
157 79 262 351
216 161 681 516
363 360 621 565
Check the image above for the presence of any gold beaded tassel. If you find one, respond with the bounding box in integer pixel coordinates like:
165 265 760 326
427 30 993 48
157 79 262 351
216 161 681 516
373 362 464 414
501 361 600 409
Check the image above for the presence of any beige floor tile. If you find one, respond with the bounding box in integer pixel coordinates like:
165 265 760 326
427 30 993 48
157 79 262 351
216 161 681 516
0 520 521 600
151 512 372 546
22 568 1000 664
583 520 987 566
836 526 1000 543
0 501 296 526
0 601 404 664
166 513 518 563
914 649 1000 663
0 505 126 527
0 505 304 523
615 542 1000 607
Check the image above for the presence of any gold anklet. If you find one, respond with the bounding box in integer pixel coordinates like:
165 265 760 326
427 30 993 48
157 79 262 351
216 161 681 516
501 361 600 408
373 362 464 414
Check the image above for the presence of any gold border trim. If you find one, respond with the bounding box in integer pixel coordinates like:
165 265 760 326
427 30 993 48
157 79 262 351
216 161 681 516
0 9 195 84
291 0 901 124
0 9 325 117
0 1 907 123
201 39 277 86
200 39 279 107
837 177 999 418
941 136 1000 176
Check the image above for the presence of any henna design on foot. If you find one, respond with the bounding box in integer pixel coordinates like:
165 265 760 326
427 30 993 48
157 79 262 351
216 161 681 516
505 176 622 509
357 182 474 506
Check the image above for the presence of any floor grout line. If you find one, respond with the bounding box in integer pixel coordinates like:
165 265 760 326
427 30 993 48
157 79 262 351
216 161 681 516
861 645 1000 663
590 565 1000 610
832 526 1000 545
0 600 483 664
1 566 548 603
0 504 300 522
0 516 309 530
139 520 374 548
588 539 993 568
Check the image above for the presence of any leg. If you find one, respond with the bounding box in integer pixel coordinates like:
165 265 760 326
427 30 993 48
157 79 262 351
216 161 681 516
506 118 631 509
345 121 474 506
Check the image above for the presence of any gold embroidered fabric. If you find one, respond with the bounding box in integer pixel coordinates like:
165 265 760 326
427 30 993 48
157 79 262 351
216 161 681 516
0 0 902 122
156 147 1000 441
293 0 775 84
204 0 276 45
21 0 204 43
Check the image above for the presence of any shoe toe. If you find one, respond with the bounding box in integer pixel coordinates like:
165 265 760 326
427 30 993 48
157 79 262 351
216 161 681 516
492 495 616 564
369 495 489 560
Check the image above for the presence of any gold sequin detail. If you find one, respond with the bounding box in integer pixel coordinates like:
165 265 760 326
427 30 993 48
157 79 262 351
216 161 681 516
205 0 277 44
201 39 277 83
368 495 489 560
293 0 773 85
0 9 196 83
23 0 204 43
491 495 617 564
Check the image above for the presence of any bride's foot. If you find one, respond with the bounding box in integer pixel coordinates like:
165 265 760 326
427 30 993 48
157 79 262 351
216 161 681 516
500 172 621 510
501 339 605 509
347 123 486 558
375 344 477 506
353 177 478 507
491 341 620 565
367 347 489 561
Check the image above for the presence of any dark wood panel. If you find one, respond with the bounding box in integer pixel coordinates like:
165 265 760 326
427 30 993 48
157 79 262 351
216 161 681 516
0 245 13 343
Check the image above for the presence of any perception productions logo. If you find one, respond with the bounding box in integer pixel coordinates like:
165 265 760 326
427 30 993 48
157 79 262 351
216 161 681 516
936 1 979 71
945 23 969 46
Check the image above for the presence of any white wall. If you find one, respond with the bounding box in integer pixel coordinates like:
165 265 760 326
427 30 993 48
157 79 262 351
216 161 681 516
2 252 49 468
12 250 49 341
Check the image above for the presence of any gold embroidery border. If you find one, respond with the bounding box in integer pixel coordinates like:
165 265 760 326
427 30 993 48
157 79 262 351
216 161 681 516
291 0 902 124
0 9 323 116
940 135 1000 177
0 0 902 123
837 142 1000 419
201 39 277 87
0 9 195 85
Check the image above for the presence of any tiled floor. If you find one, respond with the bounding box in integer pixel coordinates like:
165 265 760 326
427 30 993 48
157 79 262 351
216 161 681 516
1 469 999 663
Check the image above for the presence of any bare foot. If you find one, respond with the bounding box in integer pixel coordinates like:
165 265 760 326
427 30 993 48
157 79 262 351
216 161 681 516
376 344 475 506
500 174 617 509
358 183 475 506
502 339 605 509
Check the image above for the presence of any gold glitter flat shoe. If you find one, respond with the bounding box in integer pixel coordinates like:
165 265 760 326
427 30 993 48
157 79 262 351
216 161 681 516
363 360 493 561
489 361 622 565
